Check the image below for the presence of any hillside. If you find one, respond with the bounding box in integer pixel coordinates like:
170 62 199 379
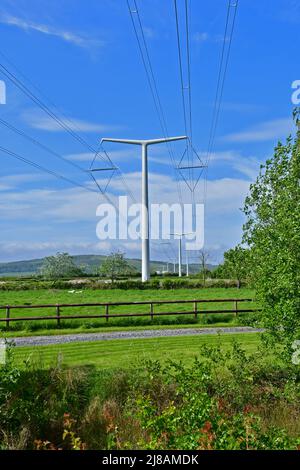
0 254 216 277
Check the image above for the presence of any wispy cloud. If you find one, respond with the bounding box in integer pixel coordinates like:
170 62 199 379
220 102 266 113
66 149 138 163
277 0 300 24
0 13 104 49
193 31 228 44
208 150 261 180
221 118 294 143
22 110 120 133
65 148 172 166
143 27 157 39
0 241 106 261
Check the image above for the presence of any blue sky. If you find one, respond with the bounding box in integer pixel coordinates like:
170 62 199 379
0 0 298 263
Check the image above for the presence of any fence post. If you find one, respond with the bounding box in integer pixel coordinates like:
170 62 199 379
194 301 198 319
150 302 154 321
105 304 109 322
234 300 238 317
6 306 10 329
56 305 60 327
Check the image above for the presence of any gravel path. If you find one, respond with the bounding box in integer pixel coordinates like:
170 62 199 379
12 327 263 348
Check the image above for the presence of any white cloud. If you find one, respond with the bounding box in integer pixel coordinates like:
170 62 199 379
192 32 228 44
22 110 120 133
0 173 52 192
0 184 13 192
0 169 252 262
66 149 139 163
65 147 174 168
0 13 104 49
220 102 266 113
65 152 96 162
207 150 262 180
0 239 143 263
222 118 294 143
193 32 209 43
143 27 157 39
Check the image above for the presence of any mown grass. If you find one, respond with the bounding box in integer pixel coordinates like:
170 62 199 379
12 332 262 369
0 287 257 334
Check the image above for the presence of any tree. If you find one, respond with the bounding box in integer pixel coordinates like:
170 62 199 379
199 250 210 285
99 251 131 282
242 111 300 354
41 252 83 279
221 246 251 288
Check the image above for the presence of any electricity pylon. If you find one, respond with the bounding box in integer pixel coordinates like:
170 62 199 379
171 232 193 277
101 136 187 282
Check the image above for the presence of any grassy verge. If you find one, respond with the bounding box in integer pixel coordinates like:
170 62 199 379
12 332 262 369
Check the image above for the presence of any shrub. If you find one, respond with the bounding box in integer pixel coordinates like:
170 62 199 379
1 343 300 449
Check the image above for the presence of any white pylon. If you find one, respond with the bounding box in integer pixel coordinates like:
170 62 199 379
101 136 187 282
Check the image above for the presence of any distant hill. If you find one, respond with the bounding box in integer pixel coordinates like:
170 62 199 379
0 254 216 277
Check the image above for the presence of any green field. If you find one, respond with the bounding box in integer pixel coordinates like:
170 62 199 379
12 332 262 369
0 287 256 334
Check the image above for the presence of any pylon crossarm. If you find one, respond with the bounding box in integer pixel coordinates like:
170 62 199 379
177 165 207 170
87 167 117 172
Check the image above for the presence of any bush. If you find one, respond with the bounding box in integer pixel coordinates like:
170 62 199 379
0 277 250 291
1 343 300 449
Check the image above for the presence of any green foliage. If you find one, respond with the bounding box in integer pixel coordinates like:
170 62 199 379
0 277 249 291
216 246 251 287
40 252 84 280
1 343 300 449
242 114 300 356
99 251 133 282
114 345 300 450
198 250 211 285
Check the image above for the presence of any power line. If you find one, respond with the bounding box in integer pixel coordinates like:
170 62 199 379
98 143 137 204
0 62 107 159
0 144 124 216
0 116 122 209
0 49 98 149
174 0 203 205
185 0 193 145
0 116 86 173
185 0 195 195
0 56 135 203
126 0 184 207
204 0 239 184
174 0 188 138
210 1 238 154
174 0 204 223
0 145 98 193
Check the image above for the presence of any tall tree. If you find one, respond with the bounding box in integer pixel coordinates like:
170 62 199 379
221 246 251 288
242 111 300 354
41 252 83 279
199 250 210 285
100 251 131 282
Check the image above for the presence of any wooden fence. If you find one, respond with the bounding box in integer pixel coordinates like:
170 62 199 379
0 298 260 328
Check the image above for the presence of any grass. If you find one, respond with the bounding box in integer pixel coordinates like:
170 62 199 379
0 287 256 334
12 332 262 369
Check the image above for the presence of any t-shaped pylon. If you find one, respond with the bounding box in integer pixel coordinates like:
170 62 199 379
101 136 187 282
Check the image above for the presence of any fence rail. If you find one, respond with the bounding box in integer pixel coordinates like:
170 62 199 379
0 298 260 328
